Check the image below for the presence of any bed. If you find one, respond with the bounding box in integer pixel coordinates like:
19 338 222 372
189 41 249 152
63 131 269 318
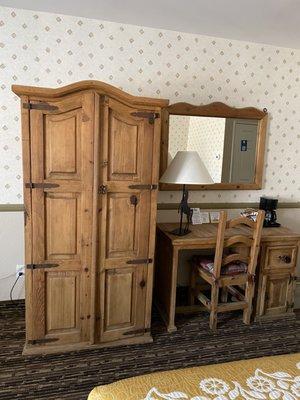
88 352 300 399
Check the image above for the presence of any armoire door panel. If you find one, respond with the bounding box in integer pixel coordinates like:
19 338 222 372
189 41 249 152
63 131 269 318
105 268 134 328
108 110 141 180
28 92 94 346
105 191 151 260
106 193 139 258
106 99 153 184
98 96 159 344
100 266 147 342
45 109 81 180
45 193 80 259
46 271 80 333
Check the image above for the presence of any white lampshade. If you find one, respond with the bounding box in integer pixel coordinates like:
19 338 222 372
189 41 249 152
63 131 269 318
160 151 213 185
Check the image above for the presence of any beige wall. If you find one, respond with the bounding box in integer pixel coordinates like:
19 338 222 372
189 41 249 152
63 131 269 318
0 212 24 301
0 6 300 205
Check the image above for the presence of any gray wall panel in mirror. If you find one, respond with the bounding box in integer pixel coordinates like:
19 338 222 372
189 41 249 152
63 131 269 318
160 102 268 191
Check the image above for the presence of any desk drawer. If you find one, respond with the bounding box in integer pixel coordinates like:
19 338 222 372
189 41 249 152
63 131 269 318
264 245 297 271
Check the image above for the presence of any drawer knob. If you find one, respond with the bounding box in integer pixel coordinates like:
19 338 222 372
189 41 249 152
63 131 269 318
278 255 291 263
140 279 146 288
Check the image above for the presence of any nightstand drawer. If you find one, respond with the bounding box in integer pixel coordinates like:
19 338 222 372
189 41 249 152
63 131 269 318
264 245 297 270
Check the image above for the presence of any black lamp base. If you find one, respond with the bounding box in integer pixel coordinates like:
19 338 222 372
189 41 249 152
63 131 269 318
169 184 192 236
170 227 191 236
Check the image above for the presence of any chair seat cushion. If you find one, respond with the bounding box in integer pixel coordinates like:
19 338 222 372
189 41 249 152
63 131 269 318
191 256 248 276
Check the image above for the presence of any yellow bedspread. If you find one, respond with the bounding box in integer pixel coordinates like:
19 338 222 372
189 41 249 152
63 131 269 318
88 353 300 400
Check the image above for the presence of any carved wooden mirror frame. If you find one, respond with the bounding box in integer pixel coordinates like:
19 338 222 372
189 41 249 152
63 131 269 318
160 102 268 191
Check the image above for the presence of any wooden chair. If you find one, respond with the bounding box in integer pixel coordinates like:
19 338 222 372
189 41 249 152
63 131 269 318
189 210 265 331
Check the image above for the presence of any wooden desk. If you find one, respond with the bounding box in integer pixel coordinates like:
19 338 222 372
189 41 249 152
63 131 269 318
155 223 300 332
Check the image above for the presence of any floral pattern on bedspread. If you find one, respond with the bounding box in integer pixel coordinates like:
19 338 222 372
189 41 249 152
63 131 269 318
87 354 300 400
144 361 300 400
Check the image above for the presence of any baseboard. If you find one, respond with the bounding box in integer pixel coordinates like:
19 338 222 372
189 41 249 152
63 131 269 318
23 334 153 356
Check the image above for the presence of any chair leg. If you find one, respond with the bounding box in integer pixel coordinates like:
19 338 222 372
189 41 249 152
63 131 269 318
243 281 254 325
189 266 196 306
209 283 219 331
221 287 228 303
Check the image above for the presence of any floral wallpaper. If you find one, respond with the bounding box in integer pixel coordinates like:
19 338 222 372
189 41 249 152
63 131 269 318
168 115 190 161
0 5 300 204
168 115 225 182
187 117 225 182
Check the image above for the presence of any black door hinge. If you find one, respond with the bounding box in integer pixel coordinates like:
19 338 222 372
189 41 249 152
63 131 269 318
128 184 158 190
25 182 59 189
26 263 59 270
130 111 160 124
123 328 151 336
23 102 58 111
126 258 153 265
27 337 59 345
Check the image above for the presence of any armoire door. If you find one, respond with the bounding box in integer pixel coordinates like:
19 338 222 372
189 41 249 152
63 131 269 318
98 96 159 343
26 92 95 347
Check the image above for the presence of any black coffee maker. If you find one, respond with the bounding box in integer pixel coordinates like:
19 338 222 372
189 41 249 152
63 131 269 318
259 197 281 227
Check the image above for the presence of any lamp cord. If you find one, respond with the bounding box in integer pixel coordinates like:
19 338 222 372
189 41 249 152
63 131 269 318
10 274 21 303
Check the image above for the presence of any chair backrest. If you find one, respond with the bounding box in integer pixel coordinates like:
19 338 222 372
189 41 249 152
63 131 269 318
212 210 265 279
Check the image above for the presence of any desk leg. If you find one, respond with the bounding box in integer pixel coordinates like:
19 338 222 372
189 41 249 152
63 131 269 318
166 247 179 333
154 235 178 333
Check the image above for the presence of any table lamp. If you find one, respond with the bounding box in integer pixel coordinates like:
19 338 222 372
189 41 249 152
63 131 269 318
160 151 213 236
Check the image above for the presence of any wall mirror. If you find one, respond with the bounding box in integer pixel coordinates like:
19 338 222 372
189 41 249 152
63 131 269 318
160 102 268 190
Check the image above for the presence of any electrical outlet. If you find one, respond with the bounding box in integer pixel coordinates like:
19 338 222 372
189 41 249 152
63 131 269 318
16 264 25 277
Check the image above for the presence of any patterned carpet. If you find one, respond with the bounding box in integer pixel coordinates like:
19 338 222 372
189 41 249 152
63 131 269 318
0 300 299 400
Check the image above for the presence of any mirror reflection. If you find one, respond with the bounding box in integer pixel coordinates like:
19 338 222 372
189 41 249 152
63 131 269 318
168 115 259 184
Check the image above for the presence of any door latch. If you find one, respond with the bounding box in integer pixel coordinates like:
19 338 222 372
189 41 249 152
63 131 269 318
98 185 107 194
130 195 138 206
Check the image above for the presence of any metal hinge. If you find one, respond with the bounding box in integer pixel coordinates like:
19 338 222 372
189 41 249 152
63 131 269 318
128 184 158 190
130 111 160 124
126 258 153 265
23 102 58 111
26 263 59 270
122 328 151 336
98 185 107 194
27 337 59 345
25 182 59 189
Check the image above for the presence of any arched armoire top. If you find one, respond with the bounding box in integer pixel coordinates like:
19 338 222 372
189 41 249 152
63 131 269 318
12 80 169 108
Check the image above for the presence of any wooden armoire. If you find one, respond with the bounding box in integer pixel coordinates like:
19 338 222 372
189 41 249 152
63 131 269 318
12 81 169 354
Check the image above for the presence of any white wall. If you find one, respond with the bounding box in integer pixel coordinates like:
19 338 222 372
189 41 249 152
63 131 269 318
0 212 24 301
